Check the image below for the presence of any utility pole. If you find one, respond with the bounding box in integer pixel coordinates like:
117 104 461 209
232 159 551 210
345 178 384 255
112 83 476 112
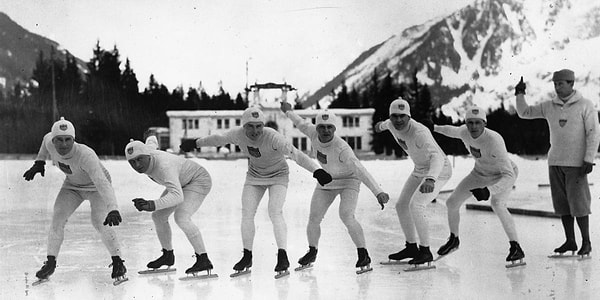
51 46 58 121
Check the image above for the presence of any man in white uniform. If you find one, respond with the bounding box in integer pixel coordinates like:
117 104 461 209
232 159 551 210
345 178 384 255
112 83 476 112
434 106 525 265
23 117 126 284
180 107 332 278
375 98 452 267
280 102 390 274
126 136 216 277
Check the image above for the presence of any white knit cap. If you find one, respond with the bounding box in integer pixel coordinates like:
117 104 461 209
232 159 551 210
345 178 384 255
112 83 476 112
389 98 411 116
315 110 338 128
465 106 487 122
241 107 265 126
51 117 75 138
125 139 151 160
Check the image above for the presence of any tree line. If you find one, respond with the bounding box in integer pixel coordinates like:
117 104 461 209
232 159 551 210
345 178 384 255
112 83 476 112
1 42 555 156
328 68 552 158
0 42 247 155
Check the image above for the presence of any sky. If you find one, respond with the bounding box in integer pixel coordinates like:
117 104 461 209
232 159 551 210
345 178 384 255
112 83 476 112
0 0 474 95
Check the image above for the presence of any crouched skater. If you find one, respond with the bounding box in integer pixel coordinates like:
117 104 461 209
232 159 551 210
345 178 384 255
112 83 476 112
126 136 217 280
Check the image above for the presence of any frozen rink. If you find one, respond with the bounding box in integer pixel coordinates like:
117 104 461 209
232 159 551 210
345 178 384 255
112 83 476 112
1 155 599 300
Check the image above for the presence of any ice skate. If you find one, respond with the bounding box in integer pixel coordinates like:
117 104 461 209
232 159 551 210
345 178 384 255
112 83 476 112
230 249 252 278
505 241 526 268
138 249 177 275
180 253 219 281
295 246 317 271
435 233 459 261
404 246 436 272
355 248 373 275
110 257 128 286
381 242 418 265
548 240 578 258
577 241 592 260
274 249 290 279
33 258 56 286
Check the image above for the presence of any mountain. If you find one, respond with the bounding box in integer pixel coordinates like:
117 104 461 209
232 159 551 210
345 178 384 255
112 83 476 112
304 0 600 120
0 12 86 91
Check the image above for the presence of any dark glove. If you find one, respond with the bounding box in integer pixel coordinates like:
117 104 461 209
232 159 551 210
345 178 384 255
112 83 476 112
103 210 122 226
313 169 333 186
515 76 526 96
470 187 490 201
23 160 45 181
280 101 292 113
179 139 198 152
132 198 156 212
581 161 595 175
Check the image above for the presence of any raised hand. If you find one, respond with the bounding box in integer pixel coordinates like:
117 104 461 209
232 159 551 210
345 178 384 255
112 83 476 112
515 76 526 96
374 121 384 133
280 101 292 113
23 160 45 181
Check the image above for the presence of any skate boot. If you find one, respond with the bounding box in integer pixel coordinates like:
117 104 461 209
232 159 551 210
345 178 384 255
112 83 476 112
274 249 290 279
356 248 373 275
110 256 128 286
295 246 317 271
230 249 252 278
382 242 418 265
577 241 592 259
549 240 578 258
405 246 435 272
33 256 56 285
180 253 218 280
437 233 460 258
505 241 526 268
139 249 176 274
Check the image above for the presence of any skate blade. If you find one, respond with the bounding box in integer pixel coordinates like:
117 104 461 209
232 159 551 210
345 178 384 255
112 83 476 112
505 260 527 268
179 273 219 281
113 277 129 286
578 254 592 261
379 260 408 265
548 253 579 259
435 248 459 261
403 263 436 272
32 278 49 286
356 266 373 275
229 269 251 278
294 263 313 271
138 267 177 275
274 270 290 279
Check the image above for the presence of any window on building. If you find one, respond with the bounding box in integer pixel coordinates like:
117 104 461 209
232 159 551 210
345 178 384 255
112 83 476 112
346 136 355 149
300 137 307 151
235 145 241 152
225 119 230 129
217 119 222 129
182 119 187 129
235 119 241 126
355 117 360 127
356 136 362 150
292 137 299 148
194 119 199 129
188 119 194 129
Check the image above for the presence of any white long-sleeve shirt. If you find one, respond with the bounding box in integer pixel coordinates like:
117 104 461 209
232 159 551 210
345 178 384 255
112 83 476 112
142 148 211 210
434 125 517 194
378 119 451 181
516 91 600 166
35 133 118 211
286 110 384 195
196 127 319 185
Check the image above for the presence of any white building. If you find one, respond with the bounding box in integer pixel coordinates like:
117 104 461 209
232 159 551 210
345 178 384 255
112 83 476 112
166 107 375 154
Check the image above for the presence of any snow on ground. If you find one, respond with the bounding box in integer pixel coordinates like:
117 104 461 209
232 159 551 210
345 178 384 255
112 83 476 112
1 155 599 299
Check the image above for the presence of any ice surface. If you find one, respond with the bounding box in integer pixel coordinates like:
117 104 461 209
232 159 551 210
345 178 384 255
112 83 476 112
1 155 599 299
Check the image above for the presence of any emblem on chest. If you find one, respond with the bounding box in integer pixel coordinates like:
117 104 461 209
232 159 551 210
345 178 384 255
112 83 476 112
247 146 262 158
